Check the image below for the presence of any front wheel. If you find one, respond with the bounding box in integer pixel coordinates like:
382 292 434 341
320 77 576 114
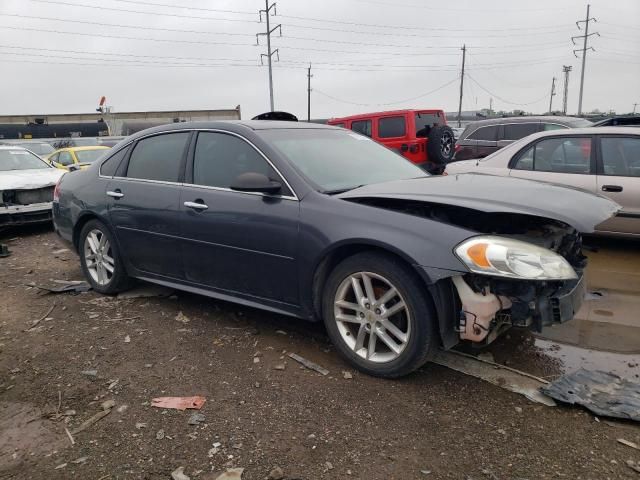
79 219 132 295
322 252 438 378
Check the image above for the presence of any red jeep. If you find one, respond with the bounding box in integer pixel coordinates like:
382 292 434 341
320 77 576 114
327 109 455 173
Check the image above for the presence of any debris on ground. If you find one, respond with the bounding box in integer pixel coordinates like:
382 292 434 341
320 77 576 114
124 335 131 343
273 363 285 371
0 243 11 257
618 438 640 451
117 284 175 299
64 427 75 445
432 350 556 406
71 400 115 435
52 248 69 255
542 369 640 421
80 369 98 378
135 422 147 429
151 396 206 411
288 353 329 376
214 468 244 480
267 466 284 479
71 456 88 464
30 281 91 294
171 466 190 480
156 429 165 440
627 460 640 474
188 413 206 426
175 311 191 324
25 304 55 331
342 371 353 379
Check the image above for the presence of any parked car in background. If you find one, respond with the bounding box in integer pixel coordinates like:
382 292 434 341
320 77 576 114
445 126 639 237
49 146 111 170
328 109 455 173
0 140 55 158
53 121 618 378
0 146 64 227
592 115 640 127
453 116 592 162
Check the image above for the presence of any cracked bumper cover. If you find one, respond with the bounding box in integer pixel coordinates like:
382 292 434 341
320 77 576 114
533 274 586 332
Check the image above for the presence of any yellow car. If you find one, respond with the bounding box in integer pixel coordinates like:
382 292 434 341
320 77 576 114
49 146 111 170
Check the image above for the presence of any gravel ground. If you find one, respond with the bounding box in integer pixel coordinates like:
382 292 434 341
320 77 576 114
1 226 639 480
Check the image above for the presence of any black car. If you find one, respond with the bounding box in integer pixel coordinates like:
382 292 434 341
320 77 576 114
52 121 618 377
453 116 592 162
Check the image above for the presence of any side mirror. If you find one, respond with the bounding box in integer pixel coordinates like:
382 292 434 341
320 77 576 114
230 172 282 194
68 164 80 172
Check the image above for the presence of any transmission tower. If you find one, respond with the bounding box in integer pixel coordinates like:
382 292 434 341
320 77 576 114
572 4 599 116
256 1 281 111
562 66 572 115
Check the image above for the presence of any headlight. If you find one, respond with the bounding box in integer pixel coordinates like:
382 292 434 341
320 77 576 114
455 236 577 280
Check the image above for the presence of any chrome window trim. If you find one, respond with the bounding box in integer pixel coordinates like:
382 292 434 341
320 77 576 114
99 128 299 201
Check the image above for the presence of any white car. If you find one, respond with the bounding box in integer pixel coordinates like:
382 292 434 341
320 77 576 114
445 126 640 237
0 146 64 228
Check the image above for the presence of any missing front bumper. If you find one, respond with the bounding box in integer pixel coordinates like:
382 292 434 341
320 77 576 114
532 274 586 332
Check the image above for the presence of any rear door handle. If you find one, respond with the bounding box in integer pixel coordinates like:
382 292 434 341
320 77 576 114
106 190 124 198
184 200 208 210
602 185 623 193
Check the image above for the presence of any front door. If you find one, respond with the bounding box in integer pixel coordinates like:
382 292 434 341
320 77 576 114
179 131 299 305
595 135 640 235
107 131 191 279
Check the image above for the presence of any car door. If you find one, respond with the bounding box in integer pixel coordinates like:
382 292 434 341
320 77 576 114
467 124 499 158
106 131 191 279
500 122 539 148
508 135 597 193
595 135 640 235
179 130 299 305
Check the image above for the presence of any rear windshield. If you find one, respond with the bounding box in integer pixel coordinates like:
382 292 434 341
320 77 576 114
75 149 109 164
415 112 444 137
0 149 51 171
569 118 594 128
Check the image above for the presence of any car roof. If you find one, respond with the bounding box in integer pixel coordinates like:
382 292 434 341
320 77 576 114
466 115 588 127
526 125 640 140
328 109 444 122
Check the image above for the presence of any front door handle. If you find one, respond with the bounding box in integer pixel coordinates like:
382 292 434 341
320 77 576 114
184 200 208 210
602 185 623 193
106 190 124 198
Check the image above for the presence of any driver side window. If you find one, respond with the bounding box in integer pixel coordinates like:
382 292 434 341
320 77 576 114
192 132 290 195
514 137 592 174
57 151 74 166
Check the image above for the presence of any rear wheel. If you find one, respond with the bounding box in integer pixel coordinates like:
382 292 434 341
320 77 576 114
322 252 438 378
79 219 132 295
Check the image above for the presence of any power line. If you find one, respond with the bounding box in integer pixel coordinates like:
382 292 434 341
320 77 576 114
314 77 459 107
107 0 255 16
466 75 549 107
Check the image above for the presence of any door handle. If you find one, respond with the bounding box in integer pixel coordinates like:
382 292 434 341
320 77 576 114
602 185 623 193
184 200 208 210
106 190 124 198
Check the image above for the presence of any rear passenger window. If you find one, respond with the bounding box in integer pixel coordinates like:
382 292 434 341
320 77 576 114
468 126 498 141
514 137 591 174
193 132 290 195
351 120 372 138
601 137 640 177
378 116 406 138
126 133 189 182
503 123 538 140
100 147 128 177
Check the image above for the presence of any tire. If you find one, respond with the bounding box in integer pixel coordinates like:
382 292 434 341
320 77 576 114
427 125 455 165
79 219 132 295
321 252 438 378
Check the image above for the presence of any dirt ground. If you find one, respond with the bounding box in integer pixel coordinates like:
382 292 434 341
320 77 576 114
1 225 639 480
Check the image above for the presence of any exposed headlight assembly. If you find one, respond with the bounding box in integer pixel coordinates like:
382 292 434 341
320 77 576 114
455 236 577 280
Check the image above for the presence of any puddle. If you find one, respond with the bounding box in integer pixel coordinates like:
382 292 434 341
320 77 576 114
535 338 640 379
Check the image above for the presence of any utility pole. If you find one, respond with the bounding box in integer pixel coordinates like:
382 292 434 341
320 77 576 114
489 97 493 114
307 63 312 122
256 1 281 111
457 44 466 128
633 103 638 114
561 65 572 114
548 77 557 113
572 4 599 116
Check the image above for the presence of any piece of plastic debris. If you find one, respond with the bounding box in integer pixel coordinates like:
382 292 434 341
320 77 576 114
287 353 329 376
32 282 91 294
273 363 285 371
81 369 98 377
151 396 206 411
175 311 190 324
171 466 190 480
542 369 640 421
617 438 640 451
188 413 206 426
342 371 353 379
124 335 131 343
214 468 244 480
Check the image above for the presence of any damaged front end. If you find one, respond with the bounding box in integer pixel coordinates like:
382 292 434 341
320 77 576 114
0 186 56 226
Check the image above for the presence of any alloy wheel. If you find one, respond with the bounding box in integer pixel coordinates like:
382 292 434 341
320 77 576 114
440 131 453 157
333 272 411 363
84 228 115 286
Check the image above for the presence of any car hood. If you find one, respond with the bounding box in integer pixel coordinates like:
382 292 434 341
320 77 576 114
338 173 620 233
0 168 64 190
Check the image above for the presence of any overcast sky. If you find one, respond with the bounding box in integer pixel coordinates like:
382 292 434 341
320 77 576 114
0 0 638 119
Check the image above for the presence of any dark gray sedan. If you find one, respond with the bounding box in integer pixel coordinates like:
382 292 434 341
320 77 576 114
53 121 618 377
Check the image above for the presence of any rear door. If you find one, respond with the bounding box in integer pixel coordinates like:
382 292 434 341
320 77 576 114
466 124 499 158
106 131 191 279
499 122 539 148
508 135 597 192
595 135 640 235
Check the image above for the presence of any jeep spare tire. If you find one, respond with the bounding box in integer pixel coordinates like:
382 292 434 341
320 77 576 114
427 125 455 164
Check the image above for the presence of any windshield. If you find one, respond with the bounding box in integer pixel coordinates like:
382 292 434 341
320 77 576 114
261 129 427 192
14 143 55 155
75 149 109 164
415 112 444 137
0 149 51 171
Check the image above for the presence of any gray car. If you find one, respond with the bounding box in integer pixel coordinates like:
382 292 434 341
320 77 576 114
53 121 618 377
453 116 592 162
446 126 640 237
